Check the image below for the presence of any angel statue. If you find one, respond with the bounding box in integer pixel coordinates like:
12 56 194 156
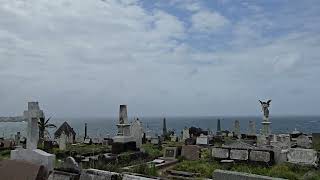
259 100 271 118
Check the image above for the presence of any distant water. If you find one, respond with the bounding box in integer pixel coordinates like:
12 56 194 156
1 116 320 139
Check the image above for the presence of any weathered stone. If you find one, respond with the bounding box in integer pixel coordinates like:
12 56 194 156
59 132 67 150
230 149 249 160
80 169 120 180
11 148 55 172
250 150 271 162
182 128 190 140
123 174 159 180
48 170 80 180
234 120 240 137
27 118 39 150
181 145 200 160
131 119 143 149
61 156 80 173
296 134 311 148
196 134 209 145
248 120 256 135
224 141 255 149
164 147 177 159
213 169 287 180
212 147 229 159
0 159 48 180
287 148 317 166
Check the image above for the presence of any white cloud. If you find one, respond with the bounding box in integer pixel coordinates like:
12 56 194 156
0 0 319 116
191 11 229 33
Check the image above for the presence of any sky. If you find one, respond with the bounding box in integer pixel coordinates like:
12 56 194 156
0 0 320 118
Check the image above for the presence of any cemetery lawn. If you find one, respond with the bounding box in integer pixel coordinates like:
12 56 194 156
141 144 162 159
63 144 109 155
173 160 320 179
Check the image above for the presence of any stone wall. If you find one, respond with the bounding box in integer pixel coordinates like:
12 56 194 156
212 147 273 163
230 149 249 160
213 169 287 180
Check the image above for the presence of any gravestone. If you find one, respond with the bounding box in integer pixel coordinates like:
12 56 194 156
0 159 48 180
196 134 209 145
80 169 120 180
60 156 80 173
248 120 256 135
23 102 44 150
287 148 317 166
230 149 249 160
212 147 229 159
182 127 190 140
11 102 56 172
59 132 67 150
130 118 143 149
164 147 178 159
181 145 200 160
296 134 311 148
112 105 135 153
249 150 271 163
234 120 240 138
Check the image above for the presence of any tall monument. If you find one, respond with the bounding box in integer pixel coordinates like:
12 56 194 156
216 119 221 135
163 118 167 136
259 100 272 136
112 105 136 153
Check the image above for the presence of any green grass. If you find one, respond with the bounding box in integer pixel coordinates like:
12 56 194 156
173 160 220 178
141 144 162 159
0 149 11 160
67 144 109 155
173 160 320 179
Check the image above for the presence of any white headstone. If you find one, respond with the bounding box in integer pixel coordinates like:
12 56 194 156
130 119 143 149
27 118 39 150
182 128 190 140
196 134 209 145
59 132 67 150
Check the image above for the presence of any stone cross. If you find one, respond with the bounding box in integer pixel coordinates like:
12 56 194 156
23 102 44 150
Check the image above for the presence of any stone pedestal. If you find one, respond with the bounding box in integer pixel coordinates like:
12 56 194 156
261 117 271 136
11 148 55 172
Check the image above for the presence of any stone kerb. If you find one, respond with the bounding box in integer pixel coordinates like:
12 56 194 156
80 169 120 180
249 150 272 163
213 169 288 180
287 148 318 166
230 149 249 161
11 148 56 172
212 147 229 159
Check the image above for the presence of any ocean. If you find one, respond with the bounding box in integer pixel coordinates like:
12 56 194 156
1 116 320 139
